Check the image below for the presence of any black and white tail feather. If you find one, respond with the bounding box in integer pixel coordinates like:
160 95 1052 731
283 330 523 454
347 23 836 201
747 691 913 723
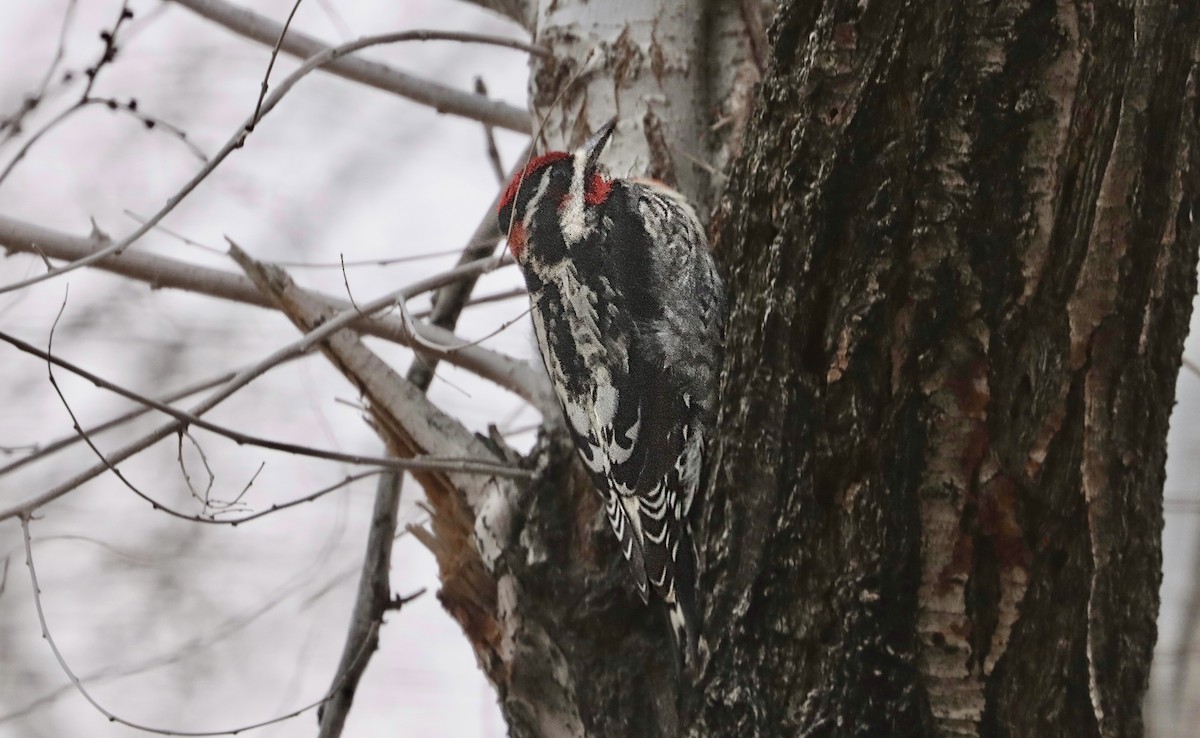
497 117 725 670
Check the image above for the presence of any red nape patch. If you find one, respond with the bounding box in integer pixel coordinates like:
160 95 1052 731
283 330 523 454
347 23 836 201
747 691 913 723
585 172 613 206
498 151 571 212
507 220 528 260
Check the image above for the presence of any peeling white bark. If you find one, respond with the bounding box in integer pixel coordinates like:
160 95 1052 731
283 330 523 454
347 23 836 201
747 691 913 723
531 0 705 196
527 0 760 217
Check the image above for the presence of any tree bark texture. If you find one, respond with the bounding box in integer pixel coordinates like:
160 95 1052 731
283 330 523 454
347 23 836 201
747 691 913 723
530 0 764 215
699 1 1200 737
416 3 767 736
423 1 1199 737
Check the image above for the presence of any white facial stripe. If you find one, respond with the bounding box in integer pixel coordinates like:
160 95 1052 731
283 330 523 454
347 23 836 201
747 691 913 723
560 155 588 244
521 171 553 235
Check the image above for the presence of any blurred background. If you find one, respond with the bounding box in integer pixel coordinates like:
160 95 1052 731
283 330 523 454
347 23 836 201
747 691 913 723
0 1 1196 736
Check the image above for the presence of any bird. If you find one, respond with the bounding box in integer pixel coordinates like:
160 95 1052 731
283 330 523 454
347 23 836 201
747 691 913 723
496 117 726 666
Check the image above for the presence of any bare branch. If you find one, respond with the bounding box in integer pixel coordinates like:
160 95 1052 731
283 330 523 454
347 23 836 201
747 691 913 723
475 77 507 184
316 466 403 738
29 301 409 527
0 95 207 185
249 0 305 130
414 286 526 317
0 330 529 479
405 145 528 388
0 0 78 143
0 215 554 411
0 533 357 723
229 248 516 508
0 334 472 524
177 430 224 512
79 2 134 99
171 0 536 132
398 293 532 355
96 97 209 161
0 4 143 186
1182 355 1200 378
0 27 543 295
0 249 538 522
206 470 385 526
0 362 272 477
0 213 270 303
18 514 384 736
123 210 471 266
236 244 525 727
315 150 527 736
0 104 85 186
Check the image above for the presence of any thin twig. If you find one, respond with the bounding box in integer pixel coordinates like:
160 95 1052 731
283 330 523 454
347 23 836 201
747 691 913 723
0 444 39 456
313 152 523 738
19 514 389 735
414 286 526 318
249 0 305 131
340 254 364 314
0 28 545 296
0 105 84 186
40 293 246 524
96 96 208 162
0 358 293 478
475 77 506 183
0 214 553 411
80 2 134 99
123 210 470 266
171 0 538 132
229 461 266 510
398 295 532 354
283 247 469 269
0 3 138 185
1 85 207 187
203 471 387 526
1182 355 1200 379
0 259 533 521
0 0 79 143
0 534 349 723
177 430 219 511
2 329 527 479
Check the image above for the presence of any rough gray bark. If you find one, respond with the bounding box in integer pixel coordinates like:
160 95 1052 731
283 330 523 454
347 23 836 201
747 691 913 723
696 1 1199 736
411 1 1200 737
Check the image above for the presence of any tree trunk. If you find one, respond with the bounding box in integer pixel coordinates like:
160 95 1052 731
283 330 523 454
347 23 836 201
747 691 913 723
443 1 1200 737
698 1 1199 736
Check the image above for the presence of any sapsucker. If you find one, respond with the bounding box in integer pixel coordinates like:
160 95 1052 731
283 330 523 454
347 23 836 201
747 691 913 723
497 118 726 665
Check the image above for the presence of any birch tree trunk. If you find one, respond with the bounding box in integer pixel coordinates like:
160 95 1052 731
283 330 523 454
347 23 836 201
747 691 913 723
444 0 1200 736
